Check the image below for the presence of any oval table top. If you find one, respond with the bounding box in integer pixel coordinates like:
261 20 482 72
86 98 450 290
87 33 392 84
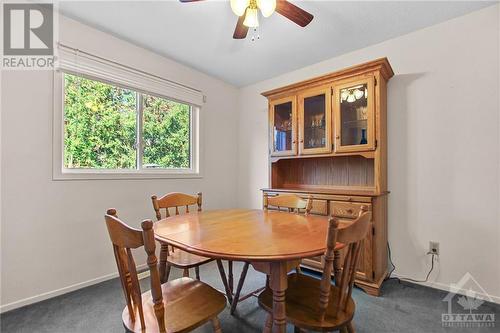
153 209 333 262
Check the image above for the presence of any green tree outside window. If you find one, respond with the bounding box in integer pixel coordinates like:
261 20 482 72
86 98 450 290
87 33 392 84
63 73 191 170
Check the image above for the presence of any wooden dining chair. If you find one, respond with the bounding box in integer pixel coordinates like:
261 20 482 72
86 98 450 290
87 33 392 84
104 209 226 333
151 192 213 283
263 192 313 214
227 194 313 315
258 206 371 333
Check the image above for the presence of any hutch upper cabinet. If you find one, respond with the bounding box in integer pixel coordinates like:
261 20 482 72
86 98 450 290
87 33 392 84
262 58 393 296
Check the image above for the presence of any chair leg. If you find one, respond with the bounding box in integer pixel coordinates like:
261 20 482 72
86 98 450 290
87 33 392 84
211 316 222 333
230 262 249 315
263 313 273 333
347 322 355 333
228 260 234 293
164 264 172 282
293 325 301 333
216 259 233 304
340 326 349 333
195 266 200 280
159 244 169 283
183 269 189 277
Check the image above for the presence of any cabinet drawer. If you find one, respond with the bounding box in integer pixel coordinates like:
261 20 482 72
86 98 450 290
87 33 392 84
310 199 328 215
301 257 323 271
330 201 372 219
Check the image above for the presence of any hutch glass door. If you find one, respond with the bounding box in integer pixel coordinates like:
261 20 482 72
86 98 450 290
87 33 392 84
334 77 375 152
270 96 297 156
298 86 332 155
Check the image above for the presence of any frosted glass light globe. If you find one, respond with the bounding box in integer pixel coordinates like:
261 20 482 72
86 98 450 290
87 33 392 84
231 0 250 16
257 0 276 17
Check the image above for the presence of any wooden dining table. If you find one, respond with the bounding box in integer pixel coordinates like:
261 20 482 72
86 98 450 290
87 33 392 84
153 209 332 333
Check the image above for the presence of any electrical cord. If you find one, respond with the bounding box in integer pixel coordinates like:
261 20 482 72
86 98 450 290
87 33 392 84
385 242 396 280
385 242 437 284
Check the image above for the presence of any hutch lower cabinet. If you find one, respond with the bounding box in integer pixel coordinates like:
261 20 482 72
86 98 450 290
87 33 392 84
261 58 394 296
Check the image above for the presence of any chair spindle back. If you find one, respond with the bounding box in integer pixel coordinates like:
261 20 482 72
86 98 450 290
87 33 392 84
104 209 166 333
151 192 202 220
319 206 371 319
263 193 313 214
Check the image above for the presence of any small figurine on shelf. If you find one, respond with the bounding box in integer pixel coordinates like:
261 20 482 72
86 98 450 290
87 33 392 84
308 138 315 148
360 128 367 145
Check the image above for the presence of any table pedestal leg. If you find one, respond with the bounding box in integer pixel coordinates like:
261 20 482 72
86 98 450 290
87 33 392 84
269 262 288 333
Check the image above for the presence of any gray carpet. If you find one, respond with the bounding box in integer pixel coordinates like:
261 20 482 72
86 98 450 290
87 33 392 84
1 262 499 333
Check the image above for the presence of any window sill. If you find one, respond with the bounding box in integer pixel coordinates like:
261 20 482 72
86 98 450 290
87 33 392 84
52 170 202 181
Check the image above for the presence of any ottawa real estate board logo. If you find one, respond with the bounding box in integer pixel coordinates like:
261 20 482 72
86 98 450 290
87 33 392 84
2 2 54 69
442 272 496 328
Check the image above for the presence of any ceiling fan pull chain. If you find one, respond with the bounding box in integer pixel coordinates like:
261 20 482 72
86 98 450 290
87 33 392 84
251 27 261 42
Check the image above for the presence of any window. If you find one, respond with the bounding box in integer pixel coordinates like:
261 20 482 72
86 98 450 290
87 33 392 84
56 72 199 179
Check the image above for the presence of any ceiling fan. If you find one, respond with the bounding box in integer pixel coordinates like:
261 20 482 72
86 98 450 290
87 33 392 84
179 0 314 39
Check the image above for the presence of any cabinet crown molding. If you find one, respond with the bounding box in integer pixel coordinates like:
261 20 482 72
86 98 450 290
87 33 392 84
262 57 394 99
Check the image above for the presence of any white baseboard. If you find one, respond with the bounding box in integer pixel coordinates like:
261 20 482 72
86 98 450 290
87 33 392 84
3 267 498 314
392 273 500 305
0 264 147 314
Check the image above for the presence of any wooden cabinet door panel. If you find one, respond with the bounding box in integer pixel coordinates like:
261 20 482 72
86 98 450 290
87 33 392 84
330 201 373 281
334 221 373 281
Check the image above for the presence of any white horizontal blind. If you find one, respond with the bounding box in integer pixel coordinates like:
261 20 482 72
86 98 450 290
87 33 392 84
56 43 205 106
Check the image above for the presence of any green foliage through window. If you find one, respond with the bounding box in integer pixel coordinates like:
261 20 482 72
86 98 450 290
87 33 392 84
143 94 190 169
63 73 191 170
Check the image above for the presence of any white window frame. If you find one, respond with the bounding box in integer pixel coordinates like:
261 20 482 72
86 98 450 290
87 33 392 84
52 60 202 180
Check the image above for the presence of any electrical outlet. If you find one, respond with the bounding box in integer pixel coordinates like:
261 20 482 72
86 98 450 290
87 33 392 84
428 241 440 255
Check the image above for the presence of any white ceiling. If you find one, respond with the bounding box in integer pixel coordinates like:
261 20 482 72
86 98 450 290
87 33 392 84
59 1 495 86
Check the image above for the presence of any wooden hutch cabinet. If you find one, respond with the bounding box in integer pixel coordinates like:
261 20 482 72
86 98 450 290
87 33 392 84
262 58 393 296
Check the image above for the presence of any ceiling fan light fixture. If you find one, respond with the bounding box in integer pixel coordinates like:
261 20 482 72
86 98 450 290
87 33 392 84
243 7 259 28
257 0 276 17
230 0 250 16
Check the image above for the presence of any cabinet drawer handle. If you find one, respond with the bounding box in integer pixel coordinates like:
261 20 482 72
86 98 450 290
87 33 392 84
300 139 304 143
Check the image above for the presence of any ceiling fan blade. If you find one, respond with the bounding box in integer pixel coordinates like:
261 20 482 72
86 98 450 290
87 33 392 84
233 15 249 39
276 0 314 27
179 0 204 2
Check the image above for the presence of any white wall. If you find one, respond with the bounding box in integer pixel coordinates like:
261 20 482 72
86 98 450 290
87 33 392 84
237 5 500 301
0 16 239 311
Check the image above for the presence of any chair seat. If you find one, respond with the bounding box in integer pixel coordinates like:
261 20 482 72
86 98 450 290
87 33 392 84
123 277 226 333
258 273 355 331
167 249 213 268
